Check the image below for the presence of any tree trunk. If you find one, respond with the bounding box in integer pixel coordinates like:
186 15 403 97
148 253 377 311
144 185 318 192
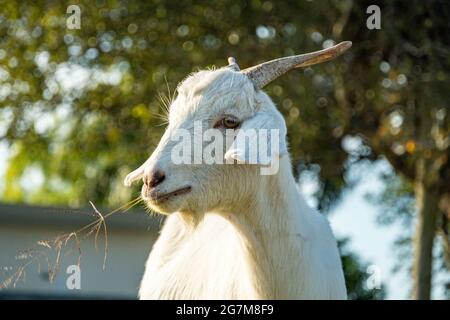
412 163 439 299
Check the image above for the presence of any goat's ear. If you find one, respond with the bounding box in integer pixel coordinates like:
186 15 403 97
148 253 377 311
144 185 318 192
224 111 287 165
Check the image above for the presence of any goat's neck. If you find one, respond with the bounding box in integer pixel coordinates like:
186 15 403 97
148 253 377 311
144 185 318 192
220 156 312 298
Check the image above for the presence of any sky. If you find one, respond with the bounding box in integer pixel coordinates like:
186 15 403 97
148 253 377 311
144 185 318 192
327 168 409 299
298 159 410 299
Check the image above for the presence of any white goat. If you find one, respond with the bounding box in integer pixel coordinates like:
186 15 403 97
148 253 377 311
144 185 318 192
124 41 352 299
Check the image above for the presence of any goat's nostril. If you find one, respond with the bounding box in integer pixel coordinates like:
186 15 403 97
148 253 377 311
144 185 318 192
146 170 166 188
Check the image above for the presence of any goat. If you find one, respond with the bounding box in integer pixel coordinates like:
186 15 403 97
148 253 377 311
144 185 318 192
124 41 352 299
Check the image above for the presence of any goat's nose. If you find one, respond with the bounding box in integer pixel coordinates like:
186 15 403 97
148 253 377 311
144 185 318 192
144 170 166 188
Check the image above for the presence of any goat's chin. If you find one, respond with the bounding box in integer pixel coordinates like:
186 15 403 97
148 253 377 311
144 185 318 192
144 198 187 215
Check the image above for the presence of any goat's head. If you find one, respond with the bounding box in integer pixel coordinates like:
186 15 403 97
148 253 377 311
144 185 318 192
124 41 351 215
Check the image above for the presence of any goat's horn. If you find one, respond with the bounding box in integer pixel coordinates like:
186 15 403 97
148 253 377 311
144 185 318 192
227 57 240 71
242 41 352 89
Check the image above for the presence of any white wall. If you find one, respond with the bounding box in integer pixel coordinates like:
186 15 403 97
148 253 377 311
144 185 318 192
0 204 159 299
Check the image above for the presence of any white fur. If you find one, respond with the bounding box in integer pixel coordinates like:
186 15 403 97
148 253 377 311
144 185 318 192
126 67 347 299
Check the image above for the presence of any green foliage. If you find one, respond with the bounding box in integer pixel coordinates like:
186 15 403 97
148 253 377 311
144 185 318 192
2 0 447 209
0 0 360 207
339 238 385 300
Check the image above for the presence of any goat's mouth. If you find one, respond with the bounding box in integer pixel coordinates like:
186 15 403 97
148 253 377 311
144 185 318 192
148 186 192 203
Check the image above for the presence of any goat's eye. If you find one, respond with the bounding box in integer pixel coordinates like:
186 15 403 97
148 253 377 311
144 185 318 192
214 115 240 129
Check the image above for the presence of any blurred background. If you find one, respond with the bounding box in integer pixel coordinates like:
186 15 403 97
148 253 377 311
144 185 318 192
0 0 449 299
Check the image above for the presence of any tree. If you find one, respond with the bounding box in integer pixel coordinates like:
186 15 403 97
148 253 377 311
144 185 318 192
1 0 447 298
367 168 449 298
338 0 450 299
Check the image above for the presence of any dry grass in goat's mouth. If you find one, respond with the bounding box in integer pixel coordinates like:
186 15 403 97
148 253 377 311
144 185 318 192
0 196 144 290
